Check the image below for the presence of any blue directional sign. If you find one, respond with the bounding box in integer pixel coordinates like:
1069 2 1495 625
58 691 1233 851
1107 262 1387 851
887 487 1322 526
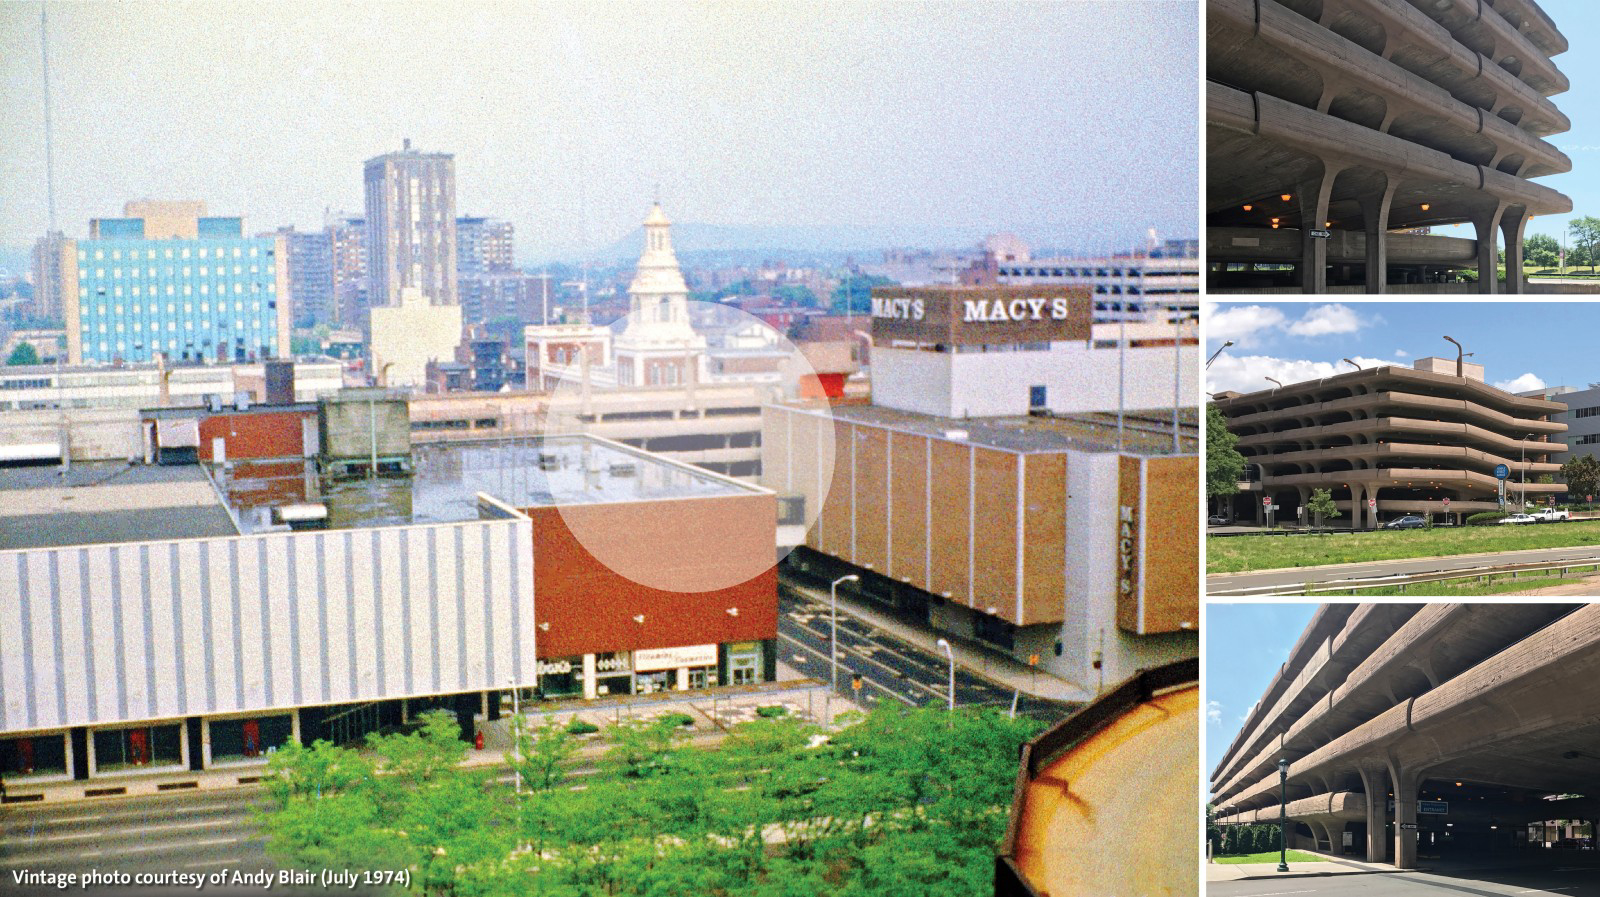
1494 464 1510 480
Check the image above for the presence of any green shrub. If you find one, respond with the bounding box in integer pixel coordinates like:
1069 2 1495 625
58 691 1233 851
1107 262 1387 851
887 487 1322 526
1466 512 1509 526
659 712 695 728
755 705 789 718
566 719 600 735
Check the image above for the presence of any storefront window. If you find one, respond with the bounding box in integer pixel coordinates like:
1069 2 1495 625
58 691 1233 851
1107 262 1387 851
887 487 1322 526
210 714 293 763
1 734 68 778
93 723 182 772
635 670 672 695
688 668 716 690
537 657 583 699
729 642 762 686
594 651 633 696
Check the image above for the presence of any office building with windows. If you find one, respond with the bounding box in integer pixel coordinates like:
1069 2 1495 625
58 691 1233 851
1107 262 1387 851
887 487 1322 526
52 202 291 365
364 141 457 309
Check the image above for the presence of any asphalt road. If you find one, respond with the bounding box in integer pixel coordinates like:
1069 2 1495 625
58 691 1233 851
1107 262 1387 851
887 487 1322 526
1207 544 1600 595
0 787 365 896
775 573 1078 724
1211 858 1600 897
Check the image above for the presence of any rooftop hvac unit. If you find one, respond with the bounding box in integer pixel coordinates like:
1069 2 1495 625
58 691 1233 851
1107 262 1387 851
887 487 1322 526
538 453 561 471
273 502 330 530
234 392 251 411
207 394 225 413
943 429 969 441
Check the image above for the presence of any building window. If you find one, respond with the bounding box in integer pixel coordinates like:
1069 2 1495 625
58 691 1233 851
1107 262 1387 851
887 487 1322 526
209 714 293 762
93 723 183 772
1 733 69 778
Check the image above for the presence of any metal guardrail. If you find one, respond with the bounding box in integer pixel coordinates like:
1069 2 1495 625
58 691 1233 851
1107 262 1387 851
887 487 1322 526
1211 557 1600 596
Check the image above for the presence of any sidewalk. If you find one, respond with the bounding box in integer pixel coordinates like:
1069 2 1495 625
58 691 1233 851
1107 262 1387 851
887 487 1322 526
794 580 1095 704
1206 853 1412 882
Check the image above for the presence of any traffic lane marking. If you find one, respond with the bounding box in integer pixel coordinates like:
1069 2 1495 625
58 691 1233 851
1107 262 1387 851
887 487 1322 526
776 631 916 706
782 604 1009 698
780 622 958 705
5 801 263 835
4 815 254 845
2 835 246 864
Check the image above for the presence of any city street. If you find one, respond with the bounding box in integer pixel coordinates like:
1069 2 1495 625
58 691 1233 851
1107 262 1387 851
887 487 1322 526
0 787 331 896
776 573 1079 723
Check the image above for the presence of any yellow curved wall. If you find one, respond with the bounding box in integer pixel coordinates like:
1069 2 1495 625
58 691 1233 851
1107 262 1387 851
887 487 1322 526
1014 685 1198 896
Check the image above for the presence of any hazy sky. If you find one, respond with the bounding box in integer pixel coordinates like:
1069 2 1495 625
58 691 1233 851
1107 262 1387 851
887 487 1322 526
0 1 1199 261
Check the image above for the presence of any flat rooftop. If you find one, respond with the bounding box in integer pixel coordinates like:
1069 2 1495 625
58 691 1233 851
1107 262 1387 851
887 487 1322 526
220 435 764 535
0 462 237 550
0 436 765 548
821 404 1199 456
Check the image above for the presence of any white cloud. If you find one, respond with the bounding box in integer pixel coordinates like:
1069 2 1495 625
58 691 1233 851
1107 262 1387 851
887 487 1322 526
1494 372 1546 393
1207 700 1222 725
1394 349 1409 358
1205 354 1395 396
1286 303 1364 338
1208 304 1286 349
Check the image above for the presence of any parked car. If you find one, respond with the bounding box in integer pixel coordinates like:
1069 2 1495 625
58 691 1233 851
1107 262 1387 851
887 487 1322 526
1383 515 1427 530
1528 508 1570 523
1498 513 1537 525
1207 515 1229 526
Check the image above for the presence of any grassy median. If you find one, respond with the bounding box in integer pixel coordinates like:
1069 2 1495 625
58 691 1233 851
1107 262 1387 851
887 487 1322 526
1207 520 1600 574
1212 850 1324 865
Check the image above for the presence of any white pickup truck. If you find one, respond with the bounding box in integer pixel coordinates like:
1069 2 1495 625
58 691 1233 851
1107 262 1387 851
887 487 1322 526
1528 508 1570 523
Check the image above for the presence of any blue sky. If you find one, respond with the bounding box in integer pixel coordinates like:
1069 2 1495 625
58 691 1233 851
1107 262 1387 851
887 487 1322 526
1205 603 1319 796
1206 300 1600 397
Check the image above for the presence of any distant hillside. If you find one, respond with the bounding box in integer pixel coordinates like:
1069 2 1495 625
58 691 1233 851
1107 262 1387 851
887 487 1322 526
584 222 986 264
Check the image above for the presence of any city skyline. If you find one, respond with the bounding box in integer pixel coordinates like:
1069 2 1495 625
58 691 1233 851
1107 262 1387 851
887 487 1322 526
0 1 1199 263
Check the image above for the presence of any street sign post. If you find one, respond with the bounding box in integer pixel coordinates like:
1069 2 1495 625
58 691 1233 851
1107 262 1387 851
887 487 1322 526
1309 229 1332 239
1368 498 1375 508
1495 463 1510 480
1400 822 1419 831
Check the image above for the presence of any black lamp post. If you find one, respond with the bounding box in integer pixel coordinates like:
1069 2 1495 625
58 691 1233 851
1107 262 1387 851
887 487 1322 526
1277 758 1290 872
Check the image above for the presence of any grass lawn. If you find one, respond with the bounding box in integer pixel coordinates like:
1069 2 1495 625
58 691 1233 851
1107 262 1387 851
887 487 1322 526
1213 850 1324 865
1207 521 1600 573
1315 574 1583 597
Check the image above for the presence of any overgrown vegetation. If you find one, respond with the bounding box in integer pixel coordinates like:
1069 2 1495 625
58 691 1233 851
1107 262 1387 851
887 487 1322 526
262 705 1042 896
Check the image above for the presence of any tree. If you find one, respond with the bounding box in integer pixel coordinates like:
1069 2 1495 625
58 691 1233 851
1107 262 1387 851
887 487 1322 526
509 712 580 792
1525 233 1560 268
1207 405 1247 515
6 342 40 366
831 274 896 314
1305 488 1340 528
1569 217 1600 274
1562 454 1600 502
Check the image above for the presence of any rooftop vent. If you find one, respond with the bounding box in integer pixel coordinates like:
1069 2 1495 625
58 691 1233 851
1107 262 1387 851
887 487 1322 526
273 502 329 530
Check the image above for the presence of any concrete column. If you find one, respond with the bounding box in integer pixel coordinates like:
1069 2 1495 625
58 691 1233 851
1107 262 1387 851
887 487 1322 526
1359 764 1388 862
1472 203 1510 294
1308 819 1332 853
1501 207 1529 294
1389 760 1420 869
1361 181 1399 293
1298 164 1347 293
676 667 689 691
582 653 598 700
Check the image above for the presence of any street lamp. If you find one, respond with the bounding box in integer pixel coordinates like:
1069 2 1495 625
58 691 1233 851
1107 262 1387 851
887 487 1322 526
1265 377 1283 390
1522 434 1533 511
1277 758 1290 872
1443 335 1464 378
829 574 860 720
1205 340 1234 369
1342 358 1360 371
936 638 955 711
